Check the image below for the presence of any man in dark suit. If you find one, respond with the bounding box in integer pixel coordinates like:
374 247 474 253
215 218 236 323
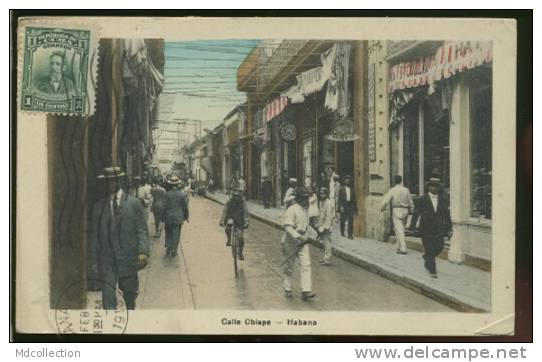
35 51 77 98
164 176 189 257
261 176 273 209
417 177 453 278
338 175 358 239
88 167 150 310
150 177 166 237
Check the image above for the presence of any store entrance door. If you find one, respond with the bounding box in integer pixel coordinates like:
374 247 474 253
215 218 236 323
423 100 450 195
337 141 354 180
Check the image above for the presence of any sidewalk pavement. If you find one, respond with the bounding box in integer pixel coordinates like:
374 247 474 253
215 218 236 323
206 191 490 312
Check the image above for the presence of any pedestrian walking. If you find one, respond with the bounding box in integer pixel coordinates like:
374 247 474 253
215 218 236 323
281 186 316 301
150 178 166 237
283 177 298 208
261 176 273 209
318 170 330 190
220 183 250 260
317 187 335 266
183 177 191 196
88 166 150 310
328 169 340 218
380 175 415 255
190 179 198 198
164 175 190 257
281 170 289 200
137 175 153 221
338 175 358 239
307 184 319 230
238 176 247 197
128 176 141 198
417 177 453 278
228 175 237 194
208 178 215 194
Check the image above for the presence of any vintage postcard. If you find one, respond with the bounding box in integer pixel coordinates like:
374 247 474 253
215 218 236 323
14 16 517 336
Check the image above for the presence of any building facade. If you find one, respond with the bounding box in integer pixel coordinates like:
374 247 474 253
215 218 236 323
237 40 369 220
222 104 247 192
365 40 493 268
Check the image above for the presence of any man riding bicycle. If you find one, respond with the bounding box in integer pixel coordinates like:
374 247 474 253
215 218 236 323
219 183 249 260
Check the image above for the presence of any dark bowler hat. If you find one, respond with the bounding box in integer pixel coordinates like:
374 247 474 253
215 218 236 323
319 187 329 194
167 175 182 185
97 166 126 179
425 177 442 187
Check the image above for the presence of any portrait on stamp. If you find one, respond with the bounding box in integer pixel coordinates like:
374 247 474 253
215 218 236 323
33 49 77 97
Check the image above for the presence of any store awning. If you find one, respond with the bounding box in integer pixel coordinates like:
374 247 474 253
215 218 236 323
388 41 492 94
263 96 288 123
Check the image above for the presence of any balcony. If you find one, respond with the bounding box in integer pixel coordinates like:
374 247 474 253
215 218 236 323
237 40 312 96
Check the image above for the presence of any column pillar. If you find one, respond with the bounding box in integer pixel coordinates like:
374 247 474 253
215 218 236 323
353 40 368 237
448 76 469 263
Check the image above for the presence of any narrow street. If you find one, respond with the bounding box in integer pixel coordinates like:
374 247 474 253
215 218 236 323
137 196 452 312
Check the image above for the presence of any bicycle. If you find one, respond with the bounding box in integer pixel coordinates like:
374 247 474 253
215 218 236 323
226 219 239 278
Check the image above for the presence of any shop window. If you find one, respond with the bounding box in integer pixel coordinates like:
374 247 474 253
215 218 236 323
469 68 492 219
402 103 420 195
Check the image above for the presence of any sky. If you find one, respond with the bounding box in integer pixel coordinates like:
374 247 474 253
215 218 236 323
155 40 259 158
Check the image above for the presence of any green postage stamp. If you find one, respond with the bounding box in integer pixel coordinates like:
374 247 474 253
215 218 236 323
20 26 96 115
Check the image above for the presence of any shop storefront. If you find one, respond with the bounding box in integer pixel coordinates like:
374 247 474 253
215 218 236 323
388 41 493 266
280 40 355 189
222 112 242 192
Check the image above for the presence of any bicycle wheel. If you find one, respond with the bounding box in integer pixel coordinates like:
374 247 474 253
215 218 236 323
231 226 238 278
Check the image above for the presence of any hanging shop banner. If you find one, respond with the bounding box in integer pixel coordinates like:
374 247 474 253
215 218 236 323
324 42 352 115
281 43 336 104
263 96 288 123
388 41 492 94
280 123 297 142
281 66 326 104
281 83 305 104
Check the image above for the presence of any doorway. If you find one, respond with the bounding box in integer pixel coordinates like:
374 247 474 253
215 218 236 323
423 97 450 195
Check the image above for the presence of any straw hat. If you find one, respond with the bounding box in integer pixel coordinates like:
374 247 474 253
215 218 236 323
167 175 182 185
425 177 442 187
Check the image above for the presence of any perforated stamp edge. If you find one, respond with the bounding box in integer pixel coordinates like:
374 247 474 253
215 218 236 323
17 17 101 117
